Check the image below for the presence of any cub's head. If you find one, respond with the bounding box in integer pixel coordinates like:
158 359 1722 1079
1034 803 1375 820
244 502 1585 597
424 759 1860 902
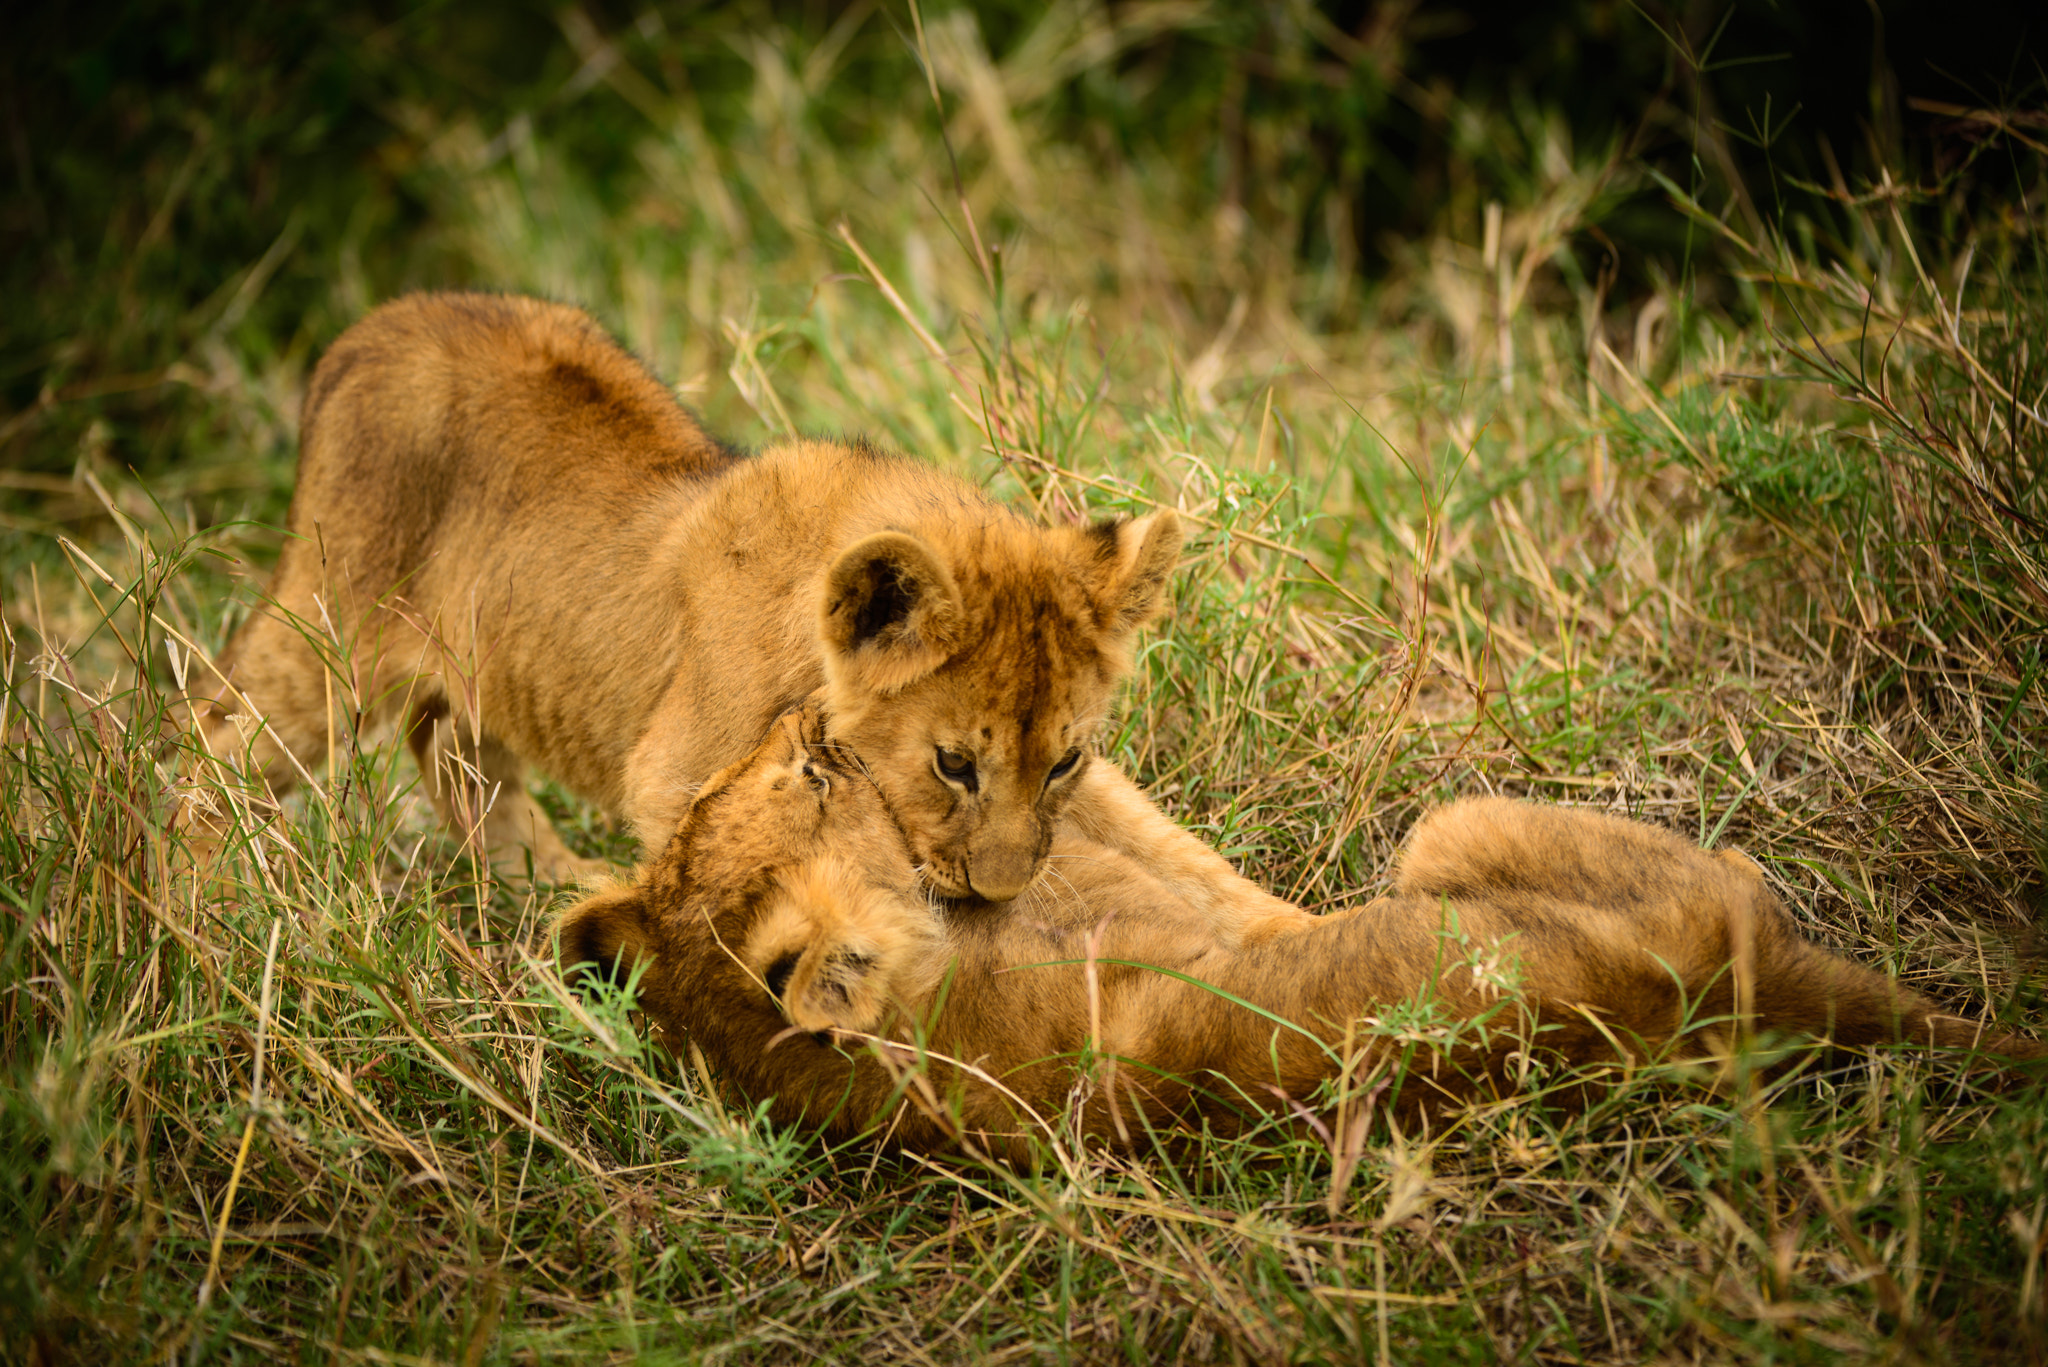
558 704 943 1040
817 509 1180 902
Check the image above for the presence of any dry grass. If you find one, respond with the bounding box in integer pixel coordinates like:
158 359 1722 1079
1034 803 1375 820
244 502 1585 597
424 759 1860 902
5 6 2048 1363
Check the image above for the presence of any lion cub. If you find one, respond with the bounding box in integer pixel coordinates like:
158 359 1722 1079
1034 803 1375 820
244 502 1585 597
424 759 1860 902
190 292 1279 921
561 704 2039 1160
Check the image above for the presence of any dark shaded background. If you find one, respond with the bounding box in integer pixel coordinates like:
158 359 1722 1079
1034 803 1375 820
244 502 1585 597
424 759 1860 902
3 0 2043 481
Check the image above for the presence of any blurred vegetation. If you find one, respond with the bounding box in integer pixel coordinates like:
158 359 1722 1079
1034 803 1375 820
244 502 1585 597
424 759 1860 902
6 0 2043 492
7 2 2048 1362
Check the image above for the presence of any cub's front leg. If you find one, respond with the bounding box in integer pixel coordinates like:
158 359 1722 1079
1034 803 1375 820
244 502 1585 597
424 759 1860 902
1062 762 1312 945
407 707 605 885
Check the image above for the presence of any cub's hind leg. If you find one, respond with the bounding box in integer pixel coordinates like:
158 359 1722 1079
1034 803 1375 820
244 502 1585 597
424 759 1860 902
407 702 602 885
1394 797 1742 913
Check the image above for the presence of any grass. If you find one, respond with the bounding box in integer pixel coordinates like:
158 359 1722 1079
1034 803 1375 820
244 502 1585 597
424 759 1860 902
6 5 2048 1363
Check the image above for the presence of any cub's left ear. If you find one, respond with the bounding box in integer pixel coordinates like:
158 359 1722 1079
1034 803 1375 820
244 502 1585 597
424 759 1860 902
819 530 965 695
558 881 654 990
1093 509 1183 633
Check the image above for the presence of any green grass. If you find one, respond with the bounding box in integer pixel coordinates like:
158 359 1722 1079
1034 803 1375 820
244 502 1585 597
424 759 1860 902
7 5 2048 1363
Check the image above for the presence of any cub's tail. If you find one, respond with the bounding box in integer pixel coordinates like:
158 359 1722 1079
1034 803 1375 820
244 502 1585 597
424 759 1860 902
1397 797 2042 1075
1746 912 2043 1069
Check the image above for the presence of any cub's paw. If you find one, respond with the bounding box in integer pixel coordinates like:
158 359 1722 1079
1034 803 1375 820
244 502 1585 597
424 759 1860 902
747 858 944 1034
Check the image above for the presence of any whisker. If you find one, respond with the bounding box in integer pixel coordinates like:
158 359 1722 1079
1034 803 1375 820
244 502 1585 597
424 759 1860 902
1040 852 1122 877
1038 863 1086 916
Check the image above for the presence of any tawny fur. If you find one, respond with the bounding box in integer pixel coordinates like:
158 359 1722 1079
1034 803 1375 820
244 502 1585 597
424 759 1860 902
189 292 1284 921
562 705 2041 1162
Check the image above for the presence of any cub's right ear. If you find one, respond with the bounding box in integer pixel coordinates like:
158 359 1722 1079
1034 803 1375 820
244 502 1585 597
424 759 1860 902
1097 509 1183 634
558 881 654 991
819 531 964 695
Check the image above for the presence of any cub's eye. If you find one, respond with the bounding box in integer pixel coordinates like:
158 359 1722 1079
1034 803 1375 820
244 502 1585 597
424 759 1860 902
935 747 976 787
1047 748 1083 783
801 760 830 795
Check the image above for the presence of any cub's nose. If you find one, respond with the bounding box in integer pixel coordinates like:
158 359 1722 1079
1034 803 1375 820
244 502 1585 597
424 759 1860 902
967 848 1037 903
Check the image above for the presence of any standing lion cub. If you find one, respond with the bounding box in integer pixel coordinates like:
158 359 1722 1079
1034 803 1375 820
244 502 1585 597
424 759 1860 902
191 292 1285 925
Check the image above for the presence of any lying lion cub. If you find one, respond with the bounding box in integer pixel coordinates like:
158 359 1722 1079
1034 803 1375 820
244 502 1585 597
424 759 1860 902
561 705 2039 1160
192 292 1283 923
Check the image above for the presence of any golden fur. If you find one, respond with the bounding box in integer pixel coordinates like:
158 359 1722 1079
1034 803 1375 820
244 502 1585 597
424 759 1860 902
561 704 2040 1161
190 292 1282 918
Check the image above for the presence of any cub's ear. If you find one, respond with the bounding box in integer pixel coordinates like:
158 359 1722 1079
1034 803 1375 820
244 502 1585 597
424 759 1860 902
1094 510 1182 633
558 881 654 991
819 531 964 694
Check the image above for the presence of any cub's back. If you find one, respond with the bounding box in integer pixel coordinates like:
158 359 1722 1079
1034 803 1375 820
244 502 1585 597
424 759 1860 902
286 293 738 592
